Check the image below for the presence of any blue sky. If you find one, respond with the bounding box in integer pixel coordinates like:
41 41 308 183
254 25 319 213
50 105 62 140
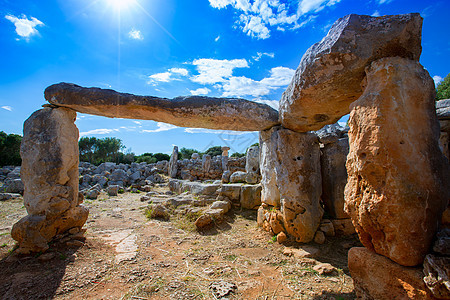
1 0 449 155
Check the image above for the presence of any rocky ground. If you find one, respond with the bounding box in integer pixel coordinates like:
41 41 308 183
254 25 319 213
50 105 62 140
0 183 359 300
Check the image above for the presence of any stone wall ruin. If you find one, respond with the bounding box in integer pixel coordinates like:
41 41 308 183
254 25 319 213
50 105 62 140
11 12 450 298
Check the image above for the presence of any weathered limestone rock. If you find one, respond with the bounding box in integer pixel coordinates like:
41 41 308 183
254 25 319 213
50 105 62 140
191 152 200 160
45 83 279 131
11 107 89 253
344 57 450 266
240 184 261 209
259 126 323 242
245 145 260 174
221 146 230 171
259 127 280 207
202 154 211 173
279 13 423 132
321 137 349 219
230 171 247 183
168 146 178 178
348 247 435 299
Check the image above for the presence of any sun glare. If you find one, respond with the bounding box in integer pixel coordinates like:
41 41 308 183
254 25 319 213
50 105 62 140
108 0 135 10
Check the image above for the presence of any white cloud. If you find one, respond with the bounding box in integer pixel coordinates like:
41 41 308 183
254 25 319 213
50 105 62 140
190 88 211 95
433 75 443 86
80 128 120 136
184 128 252 135
141 122 178 133
128 29 143 40
377 0 393 4
5 14 44 40
133 121 142 125
372 10 380 17
170 68 189 76
191 58 249 84
252 52 274 61
209 0 340 39
215 35 221 42
1 106 12 111
147 68 189 85
221 66 295 97
148 72 172 83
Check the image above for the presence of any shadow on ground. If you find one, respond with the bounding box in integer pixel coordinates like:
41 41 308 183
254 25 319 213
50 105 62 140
0 242 82 300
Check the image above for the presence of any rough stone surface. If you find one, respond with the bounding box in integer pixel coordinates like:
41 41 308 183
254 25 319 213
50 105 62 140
279 13 423 132
259 127 280 207
12 107 89 253
240 184 262 210
260 126 323 243
331 218 355 236
168 146 178 178
321 137 349 219
45 83 279 131
230 171 247 183
348 247 435 300
245 146 260 174
344 57 450 266
423 254 450 299
106 185 119 196
202 154 211 173
437 99 450 120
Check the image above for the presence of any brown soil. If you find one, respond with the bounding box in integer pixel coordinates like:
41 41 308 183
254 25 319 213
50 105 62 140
0 186 359 299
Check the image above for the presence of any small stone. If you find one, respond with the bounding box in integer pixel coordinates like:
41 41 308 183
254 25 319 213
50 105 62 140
313 263 336 275
66 240 85 247
210 281 237 298
276 232 287 243
319 219 335 237
210 200 231 213
314 231 326 244
203 268 215 276
106 185 119 196
195 214 213 229
282 246 320 259
68 227 80 235
38 252 56 261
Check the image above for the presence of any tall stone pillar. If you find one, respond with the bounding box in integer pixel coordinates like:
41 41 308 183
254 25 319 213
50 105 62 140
258 126 323 243
221 146 230 171
11 107 89 254
168 146 178 178
345 57 450 267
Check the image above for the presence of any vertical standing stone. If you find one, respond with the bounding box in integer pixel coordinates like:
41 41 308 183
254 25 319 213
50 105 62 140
344 57 450 266
321 137 349 219
202 154 211 173
168 146 178 178
260 127 280 207
259 126 323 242
11 107 89 253
221 146 230 171
245 145 260 174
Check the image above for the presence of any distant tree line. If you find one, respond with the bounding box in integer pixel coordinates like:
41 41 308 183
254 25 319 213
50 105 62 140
0 133 258 167
0 131 22 167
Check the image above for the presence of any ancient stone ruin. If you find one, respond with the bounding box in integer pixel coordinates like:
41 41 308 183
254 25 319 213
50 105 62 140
11 12 449 298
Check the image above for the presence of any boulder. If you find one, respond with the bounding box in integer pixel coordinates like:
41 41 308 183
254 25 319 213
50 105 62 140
320 137 349 219
168 146 178 178
436 99 450 120
348 247 435 299
45 83 279 131
245 172 259 184
106 185 119 196
240 184 262 209
279 13 423 132
210 200 232 213
260 126 323 242
218 184 242 202
315 123 346 145
344 57 450 266
229 171 247 183
191 153 200 160
3 178 24 194
423 254 450 299
245 146 260 174
221 170 231 183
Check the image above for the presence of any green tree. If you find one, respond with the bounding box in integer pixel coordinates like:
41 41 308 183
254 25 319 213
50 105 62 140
204 146 222 157
436 73 450 100
179 147 200 159
0 131 22 166
153 153 170 162
230 152 245 158
78 137 125 165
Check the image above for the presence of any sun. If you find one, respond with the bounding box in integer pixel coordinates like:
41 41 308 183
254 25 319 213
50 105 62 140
107 0 136 11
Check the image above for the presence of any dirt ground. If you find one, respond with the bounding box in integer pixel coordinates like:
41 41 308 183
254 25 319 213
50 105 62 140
0 185 360 300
